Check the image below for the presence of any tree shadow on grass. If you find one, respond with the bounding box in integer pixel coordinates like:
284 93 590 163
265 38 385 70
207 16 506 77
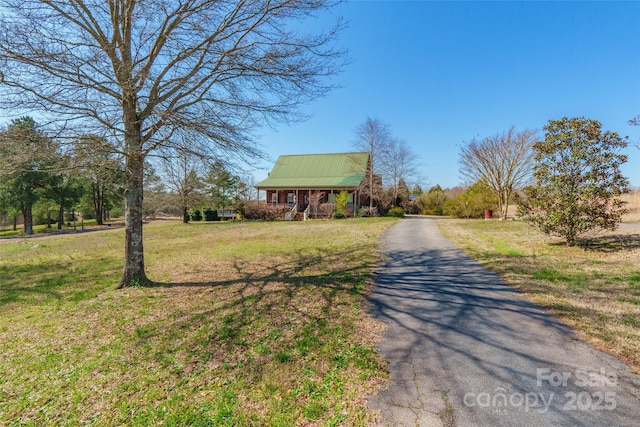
0 262 68 306
149 245 371 294
1 244 386 425
548 232 640 253
125 245 384 416
577 233 640 253
143 245 377 345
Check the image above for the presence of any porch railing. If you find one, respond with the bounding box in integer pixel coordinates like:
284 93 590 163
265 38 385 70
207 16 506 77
284 203 297 221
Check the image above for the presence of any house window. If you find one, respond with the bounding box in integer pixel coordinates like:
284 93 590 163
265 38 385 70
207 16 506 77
287 193 295 204
271 192 277 204
328 193 335 203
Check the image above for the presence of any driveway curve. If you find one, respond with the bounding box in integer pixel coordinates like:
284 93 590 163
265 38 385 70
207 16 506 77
368 216 640 426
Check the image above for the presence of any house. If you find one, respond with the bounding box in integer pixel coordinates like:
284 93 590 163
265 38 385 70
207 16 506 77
255 152 370 218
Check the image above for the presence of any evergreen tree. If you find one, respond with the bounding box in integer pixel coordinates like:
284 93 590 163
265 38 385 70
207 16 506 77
0 117 59 234
518 117 629 246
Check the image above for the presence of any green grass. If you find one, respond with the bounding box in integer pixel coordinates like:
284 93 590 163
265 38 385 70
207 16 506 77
437 218 640 370
0 218 104 238
0 217 396 426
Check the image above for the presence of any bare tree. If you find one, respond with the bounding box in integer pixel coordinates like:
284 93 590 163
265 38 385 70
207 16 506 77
309 190 325 218
75 135 125 225
158 150 205 223
353 117 391 210
0 0 345 287
240 175 259 203
459 126 537 220
629 115 640 149
142 163 169 219
378 137 418 206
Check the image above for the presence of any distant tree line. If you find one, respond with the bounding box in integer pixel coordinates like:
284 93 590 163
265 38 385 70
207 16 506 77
352 117 421 216
350 116 502 219
452 117 631 246
365 116 631 247
347 114 631 241
0 117 124 233
143 154 258 223
0 117 258 232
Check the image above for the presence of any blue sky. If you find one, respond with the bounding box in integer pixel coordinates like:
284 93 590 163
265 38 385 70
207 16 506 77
253 0 640 189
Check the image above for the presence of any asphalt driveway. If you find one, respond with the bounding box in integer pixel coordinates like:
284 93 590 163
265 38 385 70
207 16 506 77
368 216 640 426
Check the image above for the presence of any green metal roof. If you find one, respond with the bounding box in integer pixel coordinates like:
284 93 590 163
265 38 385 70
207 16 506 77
256 152 369 188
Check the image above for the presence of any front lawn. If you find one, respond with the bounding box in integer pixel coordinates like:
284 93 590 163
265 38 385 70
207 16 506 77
0 218 396 426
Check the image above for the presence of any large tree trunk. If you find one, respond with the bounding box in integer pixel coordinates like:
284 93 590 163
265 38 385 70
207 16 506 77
57 203 64 229
119 151 147 286
501 190 510 220
369 165 374 210
118 111 148 288
22 205 33 235
183 206 189 223
93 184 104 225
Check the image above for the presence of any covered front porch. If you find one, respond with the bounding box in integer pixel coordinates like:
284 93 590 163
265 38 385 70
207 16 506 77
261 188 361 218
